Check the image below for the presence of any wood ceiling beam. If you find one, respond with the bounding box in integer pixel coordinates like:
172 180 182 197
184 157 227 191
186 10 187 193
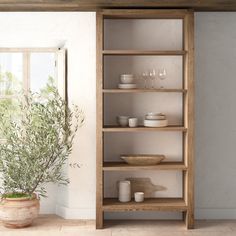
0 0 235 11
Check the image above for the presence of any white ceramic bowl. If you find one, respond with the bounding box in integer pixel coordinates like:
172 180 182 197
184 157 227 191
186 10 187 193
145 114 166 120
147 112 163 116
118 83 137 89
118 116 130 120
144 119 168 127
120 74 134 84
117 116 129 127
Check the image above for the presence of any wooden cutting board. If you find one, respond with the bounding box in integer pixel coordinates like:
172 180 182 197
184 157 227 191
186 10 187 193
126 177 166 198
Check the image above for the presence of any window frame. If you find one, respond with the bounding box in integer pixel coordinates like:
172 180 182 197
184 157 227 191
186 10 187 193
0 47 65 142
0 47 59 97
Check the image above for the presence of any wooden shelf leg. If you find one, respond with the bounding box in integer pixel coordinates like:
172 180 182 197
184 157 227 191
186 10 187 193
183 168 194 229
96 211 104 229
184 210 194 229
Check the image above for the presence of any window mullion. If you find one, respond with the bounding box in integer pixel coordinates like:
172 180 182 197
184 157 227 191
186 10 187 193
23 52 30 94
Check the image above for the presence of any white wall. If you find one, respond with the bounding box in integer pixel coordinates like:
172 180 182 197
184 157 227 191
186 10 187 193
0 12 235 220
0 12 96 218
195 12 236 219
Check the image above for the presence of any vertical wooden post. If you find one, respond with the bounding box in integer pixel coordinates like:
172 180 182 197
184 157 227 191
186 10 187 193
183 10 194 229
96 11 104 229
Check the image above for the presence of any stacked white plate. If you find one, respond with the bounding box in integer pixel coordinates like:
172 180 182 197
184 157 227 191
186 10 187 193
118 84 137 89
144 112 168 127
118 74 137 89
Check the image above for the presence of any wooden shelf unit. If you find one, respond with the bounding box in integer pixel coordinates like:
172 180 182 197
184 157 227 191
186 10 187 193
97 9 194 229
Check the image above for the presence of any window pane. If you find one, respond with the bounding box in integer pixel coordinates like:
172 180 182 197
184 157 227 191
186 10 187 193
30 52 57 93
0 53 23 96
0 98 20 138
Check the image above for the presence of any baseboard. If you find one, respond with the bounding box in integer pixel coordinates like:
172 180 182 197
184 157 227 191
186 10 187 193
55 204 95 219
196 208 236 219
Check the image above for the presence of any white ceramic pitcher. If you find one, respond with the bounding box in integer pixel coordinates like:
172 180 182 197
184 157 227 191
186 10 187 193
117 180 131 202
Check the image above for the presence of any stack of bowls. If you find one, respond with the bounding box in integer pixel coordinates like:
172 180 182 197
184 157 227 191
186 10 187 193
144 112 168 127
117 116 129 127
118 74 137 89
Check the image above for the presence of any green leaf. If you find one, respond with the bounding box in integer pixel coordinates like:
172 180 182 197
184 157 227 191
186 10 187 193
0 78 84 197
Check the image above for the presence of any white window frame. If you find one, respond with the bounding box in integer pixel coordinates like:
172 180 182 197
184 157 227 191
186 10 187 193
0 47 61 98
0 47 66 142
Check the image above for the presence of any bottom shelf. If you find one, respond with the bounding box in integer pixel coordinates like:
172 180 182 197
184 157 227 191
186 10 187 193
103 198 187 212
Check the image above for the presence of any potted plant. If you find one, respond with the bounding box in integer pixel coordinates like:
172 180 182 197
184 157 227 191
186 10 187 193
0 89 84 228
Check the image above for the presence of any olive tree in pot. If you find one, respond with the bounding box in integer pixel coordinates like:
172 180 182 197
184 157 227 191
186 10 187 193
0 90 84 228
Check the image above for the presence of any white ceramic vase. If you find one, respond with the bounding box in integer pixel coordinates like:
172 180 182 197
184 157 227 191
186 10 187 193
118 180 131 202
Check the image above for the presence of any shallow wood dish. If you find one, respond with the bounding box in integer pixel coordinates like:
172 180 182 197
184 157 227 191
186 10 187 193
120 154 165 166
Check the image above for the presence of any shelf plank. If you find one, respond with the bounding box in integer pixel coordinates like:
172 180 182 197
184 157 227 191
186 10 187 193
103 162 187 171
103 126 187 132
103 89 187 93
103 198 187 212
103 50 187 56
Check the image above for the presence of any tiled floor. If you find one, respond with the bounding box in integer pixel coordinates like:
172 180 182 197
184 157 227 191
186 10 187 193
1 215 236 236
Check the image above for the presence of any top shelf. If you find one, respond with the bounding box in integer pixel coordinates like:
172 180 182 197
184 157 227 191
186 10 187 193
102 50 187 56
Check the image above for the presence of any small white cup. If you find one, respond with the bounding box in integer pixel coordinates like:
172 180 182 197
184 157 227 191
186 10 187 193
134 192 144 202
129 118 138 127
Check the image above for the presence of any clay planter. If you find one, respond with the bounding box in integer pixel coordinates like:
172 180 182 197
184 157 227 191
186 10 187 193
0 193 39 228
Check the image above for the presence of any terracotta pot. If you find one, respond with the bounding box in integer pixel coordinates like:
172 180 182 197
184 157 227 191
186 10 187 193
0 193 40 228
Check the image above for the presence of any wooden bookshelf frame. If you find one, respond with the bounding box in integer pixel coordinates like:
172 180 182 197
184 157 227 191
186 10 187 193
96 9 194 229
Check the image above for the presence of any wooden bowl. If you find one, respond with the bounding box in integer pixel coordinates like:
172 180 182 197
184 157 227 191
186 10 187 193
120 155 165 166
